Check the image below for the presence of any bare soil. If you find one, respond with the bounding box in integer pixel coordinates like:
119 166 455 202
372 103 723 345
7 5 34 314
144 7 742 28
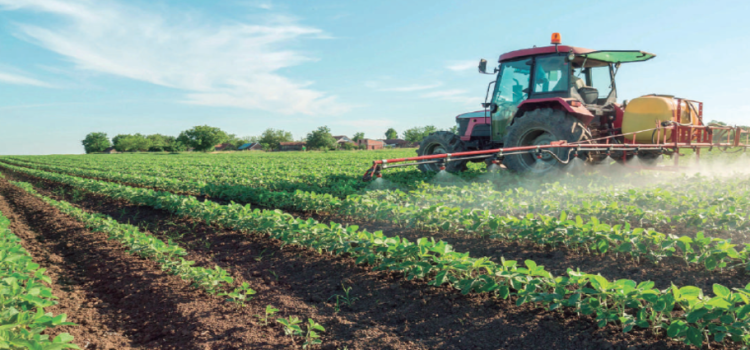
0 167 736 349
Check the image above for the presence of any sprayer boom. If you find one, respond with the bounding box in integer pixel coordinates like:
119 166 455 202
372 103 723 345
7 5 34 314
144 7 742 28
363 124 749 181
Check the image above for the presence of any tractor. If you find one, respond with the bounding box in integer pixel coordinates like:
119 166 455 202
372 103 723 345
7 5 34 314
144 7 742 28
362 33 747 181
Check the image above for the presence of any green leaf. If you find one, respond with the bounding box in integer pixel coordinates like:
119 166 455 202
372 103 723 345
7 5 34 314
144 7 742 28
686 308 708 323
713 284 731 299
667 321 687 338
53 333 75 344
736 304 750 319
686 326 702 347
678 286 702 300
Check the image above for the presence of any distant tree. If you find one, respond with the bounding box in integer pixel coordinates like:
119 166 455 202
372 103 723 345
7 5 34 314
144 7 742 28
82 132 111 154
257 128 293 150
147 134 174 151
385 128 398 140
341 142 356 150
112 134 150 152
306 126 337 150
447 125 459 134
111 134 128 152
403 125 437 143
352 132 365 142
177 125 229 152
165 139 188 152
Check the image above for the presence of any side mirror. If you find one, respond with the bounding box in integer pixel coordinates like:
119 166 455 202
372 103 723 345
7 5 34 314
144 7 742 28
478 59 487 74
490 102 499 113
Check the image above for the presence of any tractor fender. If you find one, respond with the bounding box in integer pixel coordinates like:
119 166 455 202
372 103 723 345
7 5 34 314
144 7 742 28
514 97 594 125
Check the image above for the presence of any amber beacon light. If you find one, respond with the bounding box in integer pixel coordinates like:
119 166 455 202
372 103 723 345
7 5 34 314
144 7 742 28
551 32 561 44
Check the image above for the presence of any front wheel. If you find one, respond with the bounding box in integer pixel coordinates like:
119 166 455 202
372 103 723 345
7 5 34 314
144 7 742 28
416 131 467 173
502 108 586 175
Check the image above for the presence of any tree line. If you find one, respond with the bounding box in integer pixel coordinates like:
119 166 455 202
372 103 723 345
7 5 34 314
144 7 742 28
82 124 458 154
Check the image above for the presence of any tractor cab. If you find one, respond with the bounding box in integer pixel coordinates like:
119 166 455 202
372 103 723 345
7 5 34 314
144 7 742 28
479 34 655 143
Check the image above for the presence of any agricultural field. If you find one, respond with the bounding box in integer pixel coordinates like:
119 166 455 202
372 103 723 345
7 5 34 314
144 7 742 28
1 150 750 349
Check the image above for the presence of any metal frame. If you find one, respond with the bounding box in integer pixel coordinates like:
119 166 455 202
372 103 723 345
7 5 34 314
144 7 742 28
362 123 749 181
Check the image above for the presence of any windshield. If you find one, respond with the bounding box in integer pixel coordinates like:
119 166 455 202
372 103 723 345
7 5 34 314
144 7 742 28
493 59 531 105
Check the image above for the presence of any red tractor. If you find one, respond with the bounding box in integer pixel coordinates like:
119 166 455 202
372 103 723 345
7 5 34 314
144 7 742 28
418 33 661 175
363 33 747 181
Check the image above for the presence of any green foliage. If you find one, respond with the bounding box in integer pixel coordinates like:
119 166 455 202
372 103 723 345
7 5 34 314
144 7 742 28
6 151 750 347
112 133 151 152
255 128 293 150
276 317 325 349
258 305 278 326
385 128 398 140
403 125 437 143
146 134 176 152
306 126 336 150
352 132 364 142
177 125 229 152
0 209 79 349
81 132 111 154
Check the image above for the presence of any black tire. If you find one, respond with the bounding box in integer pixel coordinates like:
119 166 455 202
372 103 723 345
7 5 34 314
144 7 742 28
416 131 468 173
503 108 586 175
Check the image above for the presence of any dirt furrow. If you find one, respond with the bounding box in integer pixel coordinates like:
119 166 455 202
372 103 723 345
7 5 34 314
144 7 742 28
0 177 300 349
0 165 711 349
5 166 747 293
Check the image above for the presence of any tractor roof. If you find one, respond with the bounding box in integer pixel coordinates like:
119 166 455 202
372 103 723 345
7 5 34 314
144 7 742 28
499 45 655 64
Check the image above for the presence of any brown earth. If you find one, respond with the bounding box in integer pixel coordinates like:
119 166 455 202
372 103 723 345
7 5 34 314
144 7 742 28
0 176 333 349
5 166 744 293
0 167 736 349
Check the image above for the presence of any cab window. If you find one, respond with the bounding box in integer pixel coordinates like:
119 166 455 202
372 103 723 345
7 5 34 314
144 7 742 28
589 66 611 98
533 56 569 93
493 58 531 105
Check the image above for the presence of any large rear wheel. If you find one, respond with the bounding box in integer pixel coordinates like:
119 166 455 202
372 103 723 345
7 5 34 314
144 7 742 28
503 108 586 175
416 131 468 173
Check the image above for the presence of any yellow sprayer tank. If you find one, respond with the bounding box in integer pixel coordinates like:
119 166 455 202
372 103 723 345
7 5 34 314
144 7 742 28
622 95 701 143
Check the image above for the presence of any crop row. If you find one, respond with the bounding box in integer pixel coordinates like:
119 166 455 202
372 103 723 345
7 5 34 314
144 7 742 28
2 163 750 346
5 177 255 306
0 201 78 349
0 149 426 197
3 160 748 273
4 157 748 240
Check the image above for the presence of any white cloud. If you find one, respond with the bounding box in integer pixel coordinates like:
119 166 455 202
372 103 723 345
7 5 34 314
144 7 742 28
0 70 53 87
0 0 348 115
446 60 478 71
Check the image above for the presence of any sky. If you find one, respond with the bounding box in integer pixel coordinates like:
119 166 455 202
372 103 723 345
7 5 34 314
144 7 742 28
0 0 749 155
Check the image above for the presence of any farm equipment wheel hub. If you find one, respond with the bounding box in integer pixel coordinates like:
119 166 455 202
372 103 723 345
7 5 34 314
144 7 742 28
530 133 557 162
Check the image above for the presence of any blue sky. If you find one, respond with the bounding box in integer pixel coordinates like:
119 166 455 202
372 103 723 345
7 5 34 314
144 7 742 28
0 0 748 155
